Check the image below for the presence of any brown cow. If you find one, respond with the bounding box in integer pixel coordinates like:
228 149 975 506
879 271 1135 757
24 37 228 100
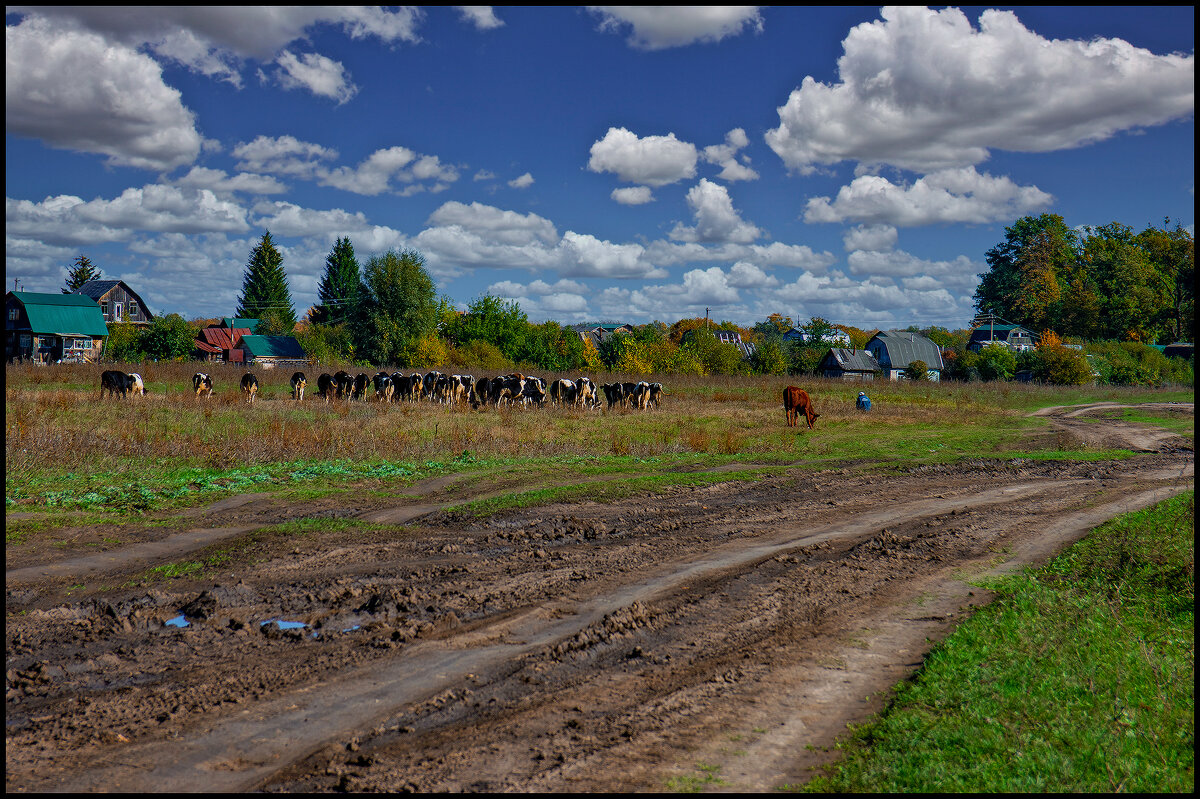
783 386 819 429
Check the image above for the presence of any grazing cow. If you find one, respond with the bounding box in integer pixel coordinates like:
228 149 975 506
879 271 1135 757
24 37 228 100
128 373 145 397
550 378 577 406
373 372 393 402
389 372 407 402
423 371 443 402
648 382 664 409
620 382 637 408
100 370 134 398
602 382 623 409
240 373 260 403
403 373 424 402
783 386 820 429
629 381 650 410
519 376 547 407
291 371 307 401
333 370 353 400
472 376 491 407
317 373 335 402
489 374 525 406
351 373 370 401
576 377 597 408
192 372 214 398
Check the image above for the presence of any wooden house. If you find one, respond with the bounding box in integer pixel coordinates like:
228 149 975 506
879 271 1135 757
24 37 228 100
865 330 945 381
570 322 635 348
819 348 881 381
74 280 154 326
237 335 307 367
967 323 1035 352
6 291 109 363
194 326 250 363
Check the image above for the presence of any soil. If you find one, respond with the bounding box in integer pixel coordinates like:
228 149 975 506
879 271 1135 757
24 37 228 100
5 403 1193 793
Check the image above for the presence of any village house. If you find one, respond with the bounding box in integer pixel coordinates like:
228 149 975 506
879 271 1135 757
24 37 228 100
782 326 853 347
74 280 154 326
967 323 1036 352
193 317 259 363
570 322 635 349
680 328 758 360
237 334 307 367
865 330 945 381
819 347 882 381
6 291 109 363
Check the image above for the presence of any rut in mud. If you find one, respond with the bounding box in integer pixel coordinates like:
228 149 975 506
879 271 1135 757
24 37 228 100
5 404 1193 792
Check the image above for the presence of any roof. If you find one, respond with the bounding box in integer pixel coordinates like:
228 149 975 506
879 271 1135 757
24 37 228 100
821 348 881 372
222 317 259 329
196 326 250 350
8 291 109 337
238 335 307 359
867 330 944 370
75 280 154 321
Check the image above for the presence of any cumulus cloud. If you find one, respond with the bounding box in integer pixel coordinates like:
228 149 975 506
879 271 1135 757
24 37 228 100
589 6 762 50
701 128 759 182
6 15 204 171
172 166 288 197
456 7 504 31
274 50 357 103
842 224 898 252
669 179 762 244
646 240 837 273
766 6 1196 173
588 127 698 187
805 167 1053 226
427 201 558 246
231 135 338 178
611 186 655 205
508 172 535 189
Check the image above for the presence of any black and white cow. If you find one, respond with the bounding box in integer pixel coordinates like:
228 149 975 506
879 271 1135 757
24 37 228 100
575 377 597 408
489 374 525 406
333 371 353 400
100 370 134 398
351 373 370 401
317 373 335 402
390 372 407 402
373 372 394 402
128 373 145 397
549 378 578 406
602 382 623 409
519 376 547 407
629 381 650 410
240 373 259 403
291 371 307 401
192 372 214 398
647 382 664 409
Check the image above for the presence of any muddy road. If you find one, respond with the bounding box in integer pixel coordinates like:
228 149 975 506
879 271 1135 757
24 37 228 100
6 404 1193 792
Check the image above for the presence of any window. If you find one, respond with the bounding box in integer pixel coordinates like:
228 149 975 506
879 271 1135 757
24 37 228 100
129 302 139 318
8 307 17 321
101 301 109 317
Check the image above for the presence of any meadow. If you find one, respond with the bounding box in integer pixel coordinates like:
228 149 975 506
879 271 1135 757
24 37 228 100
5 360 1192 514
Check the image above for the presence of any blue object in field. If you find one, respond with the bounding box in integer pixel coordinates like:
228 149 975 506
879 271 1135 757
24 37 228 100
856 392 871 411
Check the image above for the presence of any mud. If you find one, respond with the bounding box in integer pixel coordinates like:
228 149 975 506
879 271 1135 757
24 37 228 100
5 404 1193 792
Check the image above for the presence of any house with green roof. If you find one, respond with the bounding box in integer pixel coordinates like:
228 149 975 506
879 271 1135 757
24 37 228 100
967 323 1036 352
6 291 109 363
237 334 307 367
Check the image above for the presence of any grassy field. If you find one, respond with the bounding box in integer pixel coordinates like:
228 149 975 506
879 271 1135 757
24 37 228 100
5 361 1192 514
802 492 1195 793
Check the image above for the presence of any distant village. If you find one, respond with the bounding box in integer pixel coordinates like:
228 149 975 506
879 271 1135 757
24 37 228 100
5 277 1194 387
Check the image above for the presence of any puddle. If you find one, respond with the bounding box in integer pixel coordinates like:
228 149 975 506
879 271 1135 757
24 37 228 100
259 619 306 630
164 615 189 628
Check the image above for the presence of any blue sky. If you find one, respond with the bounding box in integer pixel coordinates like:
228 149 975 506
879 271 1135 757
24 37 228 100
5 6 1194 330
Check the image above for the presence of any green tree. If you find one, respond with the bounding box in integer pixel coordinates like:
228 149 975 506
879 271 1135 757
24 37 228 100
750 337 788 376
1135 220 1194 343
446 294 530 363
62 255 102 293
902 359 931 381
800 316 839 344
975 342 1017 381
354 249 438 365
137 314 195 361
1082 223 1171 342
974 214 1079 329
104 322 142 362
237 232 296 331
311 237 360 326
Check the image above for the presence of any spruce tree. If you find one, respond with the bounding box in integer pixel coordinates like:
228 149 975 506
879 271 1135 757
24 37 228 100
312 237 361 326
62 255 102 293
237 232 296 332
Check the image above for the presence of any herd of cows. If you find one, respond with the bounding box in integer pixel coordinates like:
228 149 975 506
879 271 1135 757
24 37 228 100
98 369 823 427
101 368 664 411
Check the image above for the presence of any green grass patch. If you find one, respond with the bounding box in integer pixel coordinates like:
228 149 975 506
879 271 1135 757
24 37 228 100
802 491 1194 793
665 762 727 792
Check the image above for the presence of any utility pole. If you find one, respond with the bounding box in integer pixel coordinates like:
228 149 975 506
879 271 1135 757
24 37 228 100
705 307 710 330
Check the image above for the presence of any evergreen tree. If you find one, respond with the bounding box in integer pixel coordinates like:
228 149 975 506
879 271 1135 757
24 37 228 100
312 237 360 326
62 255 102 293
236 232 296 331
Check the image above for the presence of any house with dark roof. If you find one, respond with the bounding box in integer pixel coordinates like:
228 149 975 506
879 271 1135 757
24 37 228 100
570 322 635 348
783 327 852 347
819 348 881 381
967 323 1035 352
74 280 154 326
865 330 945 381
6 291 109 363
237 334 307 367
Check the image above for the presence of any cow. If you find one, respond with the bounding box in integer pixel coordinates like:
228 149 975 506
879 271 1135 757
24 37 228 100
128 373 146 397
601 382 623 409
291 371 307 401
489 374 525 406
783 386 819 429
317 373 335 402
519 376 547 407
100 370 134 399
576 377 597 408
333 370 353 400
389 372 407 402
241 373 260 403
629 381 650 410
351 373 370 401
647 382 664 409
423 371 444 402
192 373 214 399
472 376 492 408
403 373 424 402
550 378 577 406
373 372 393 402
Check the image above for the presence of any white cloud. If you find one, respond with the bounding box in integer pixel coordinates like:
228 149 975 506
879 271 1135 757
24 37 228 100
611 186 655 205
589 6 762 50
172 167 288 197
473 169 497 181
232 138 458 196
805 167 1053 226
646 240 837 273
766 6 1196 173
5 15 204 171
556 232 666 279
274 50 358 103
669 179 762 244
842 224 898 252
456 7 504 31
320 146 417 195
249 201 373 239
701 128 759 182
232 135 338 178
508 172 535 189
588 127 698 187
427 201 558 246
726 261 778 288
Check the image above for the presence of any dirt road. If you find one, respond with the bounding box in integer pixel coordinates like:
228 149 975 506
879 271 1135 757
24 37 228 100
5 404 1193 792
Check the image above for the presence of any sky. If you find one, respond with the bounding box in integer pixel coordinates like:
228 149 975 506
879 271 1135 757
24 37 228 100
5 6 1194 330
